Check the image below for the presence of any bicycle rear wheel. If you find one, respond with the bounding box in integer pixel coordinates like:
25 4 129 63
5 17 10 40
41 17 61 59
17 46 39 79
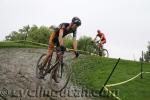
101 49 109 57
49 62 72 92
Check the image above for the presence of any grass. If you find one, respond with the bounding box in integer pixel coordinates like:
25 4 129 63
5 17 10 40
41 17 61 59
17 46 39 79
0 41 47 48
71 55 150 100
109 73 150 100
1 41 150 99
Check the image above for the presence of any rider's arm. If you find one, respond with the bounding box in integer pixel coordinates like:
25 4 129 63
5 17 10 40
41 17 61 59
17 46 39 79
100 34 104 40
73 32 79 58
94 36 98 41
73 37 77 51
59 29 64 46
73 32 77 51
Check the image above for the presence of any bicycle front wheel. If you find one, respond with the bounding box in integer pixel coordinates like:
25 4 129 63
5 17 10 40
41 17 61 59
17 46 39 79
36 53 52 78
36 54 47 78
49 62 72 92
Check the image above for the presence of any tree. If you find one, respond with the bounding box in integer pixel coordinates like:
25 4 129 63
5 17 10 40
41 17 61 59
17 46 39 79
78 36 92 51
5 25 51 44
19 25 30 40
144 41 150 62
27 26 50 44
5 31 24 41
49 25 58 32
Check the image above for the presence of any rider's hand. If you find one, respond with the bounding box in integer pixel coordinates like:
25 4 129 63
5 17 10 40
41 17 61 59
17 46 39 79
74 51 80 58
91 40 94 43
57 45 66 52
60 45 66 52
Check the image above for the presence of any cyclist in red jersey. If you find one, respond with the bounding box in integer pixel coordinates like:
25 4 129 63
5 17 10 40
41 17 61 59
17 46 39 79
93 30 106 48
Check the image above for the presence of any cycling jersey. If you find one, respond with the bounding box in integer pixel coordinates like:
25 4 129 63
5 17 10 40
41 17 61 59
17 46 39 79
48 23 77 51
97 32 106 41
54 23 76 38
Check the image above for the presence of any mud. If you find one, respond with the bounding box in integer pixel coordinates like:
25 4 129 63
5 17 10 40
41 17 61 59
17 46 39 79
0 48 108 100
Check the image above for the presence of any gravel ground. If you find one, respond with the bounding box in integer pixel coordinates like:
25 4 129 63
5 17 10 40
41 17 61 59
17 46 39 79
0 48 103 100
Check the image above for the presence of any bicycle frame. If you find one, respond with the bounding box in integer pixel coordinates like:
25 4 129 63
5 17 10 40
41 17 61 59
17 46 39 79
43 50 64 76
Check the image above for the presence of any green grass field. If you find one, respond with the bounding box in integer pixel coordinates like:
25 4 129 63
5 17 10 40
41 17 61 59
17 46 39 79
71 55 150 100
1 41 150 100
0 41 47 48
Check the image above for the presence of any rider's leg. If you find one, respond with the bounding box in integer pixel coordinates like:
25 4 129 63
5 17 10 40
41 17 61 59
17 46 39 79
39 32 56 79
44 43 54 66
52 39 60 83
99 40 106 56
40 32 56 69
39 42 54 79
99 39 106 48
52 53 60 83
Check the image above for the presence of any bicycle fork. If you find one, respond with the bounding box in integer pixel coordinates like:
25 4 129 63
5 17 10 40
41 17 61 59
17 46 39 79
60 58 64 78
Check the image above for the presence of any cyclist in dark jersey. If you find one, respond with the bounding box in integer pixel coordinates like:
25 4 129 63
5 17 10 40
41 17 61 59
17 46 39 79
49 22 78 50
40 17 81 80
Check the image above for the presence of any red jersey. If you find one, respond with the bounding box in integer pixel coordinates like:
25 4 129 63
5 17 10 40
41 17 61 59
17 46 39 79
97 32 106 41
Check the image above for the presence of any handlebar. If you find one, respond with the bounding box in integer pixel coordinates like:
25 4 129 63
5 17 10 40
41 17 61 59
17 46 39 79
91 40 101 44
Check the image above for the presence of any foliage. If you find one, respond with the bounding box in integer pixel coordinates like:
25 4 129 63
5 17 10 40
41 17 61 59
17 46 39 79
77 36 93 51
5 25 97 51
5 25 52 44
144 41 150 62
64 35 72 48
27 26 50 44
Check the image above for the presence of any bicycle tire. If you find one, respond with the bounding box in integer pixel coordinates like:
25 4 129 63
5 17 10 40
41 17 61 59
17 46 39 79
36 53 53 78
102 49 109 57
49 62 72 92
87 44 98 55
36 54 46 78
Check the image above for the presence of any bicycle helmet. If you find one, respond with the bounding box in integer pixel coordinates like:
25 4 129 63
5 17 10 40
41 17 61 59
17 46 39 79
97 30 101 33
72 17 81 26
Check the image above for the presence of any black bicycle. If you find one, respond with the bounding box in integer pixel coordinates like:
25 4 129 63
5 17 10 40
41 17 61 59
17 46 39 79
88 40 109 57
36 47 72 92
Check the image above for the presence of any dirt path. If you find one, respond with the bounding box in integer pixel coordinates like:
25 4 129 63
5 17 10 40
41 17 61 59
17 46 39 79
0 48 101 100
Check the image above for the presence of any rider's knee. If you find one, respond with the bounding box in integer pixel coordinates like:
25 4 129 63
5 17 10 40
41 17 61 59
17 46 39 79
103 40 106 44
47 50 53 56
48 41 54 52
